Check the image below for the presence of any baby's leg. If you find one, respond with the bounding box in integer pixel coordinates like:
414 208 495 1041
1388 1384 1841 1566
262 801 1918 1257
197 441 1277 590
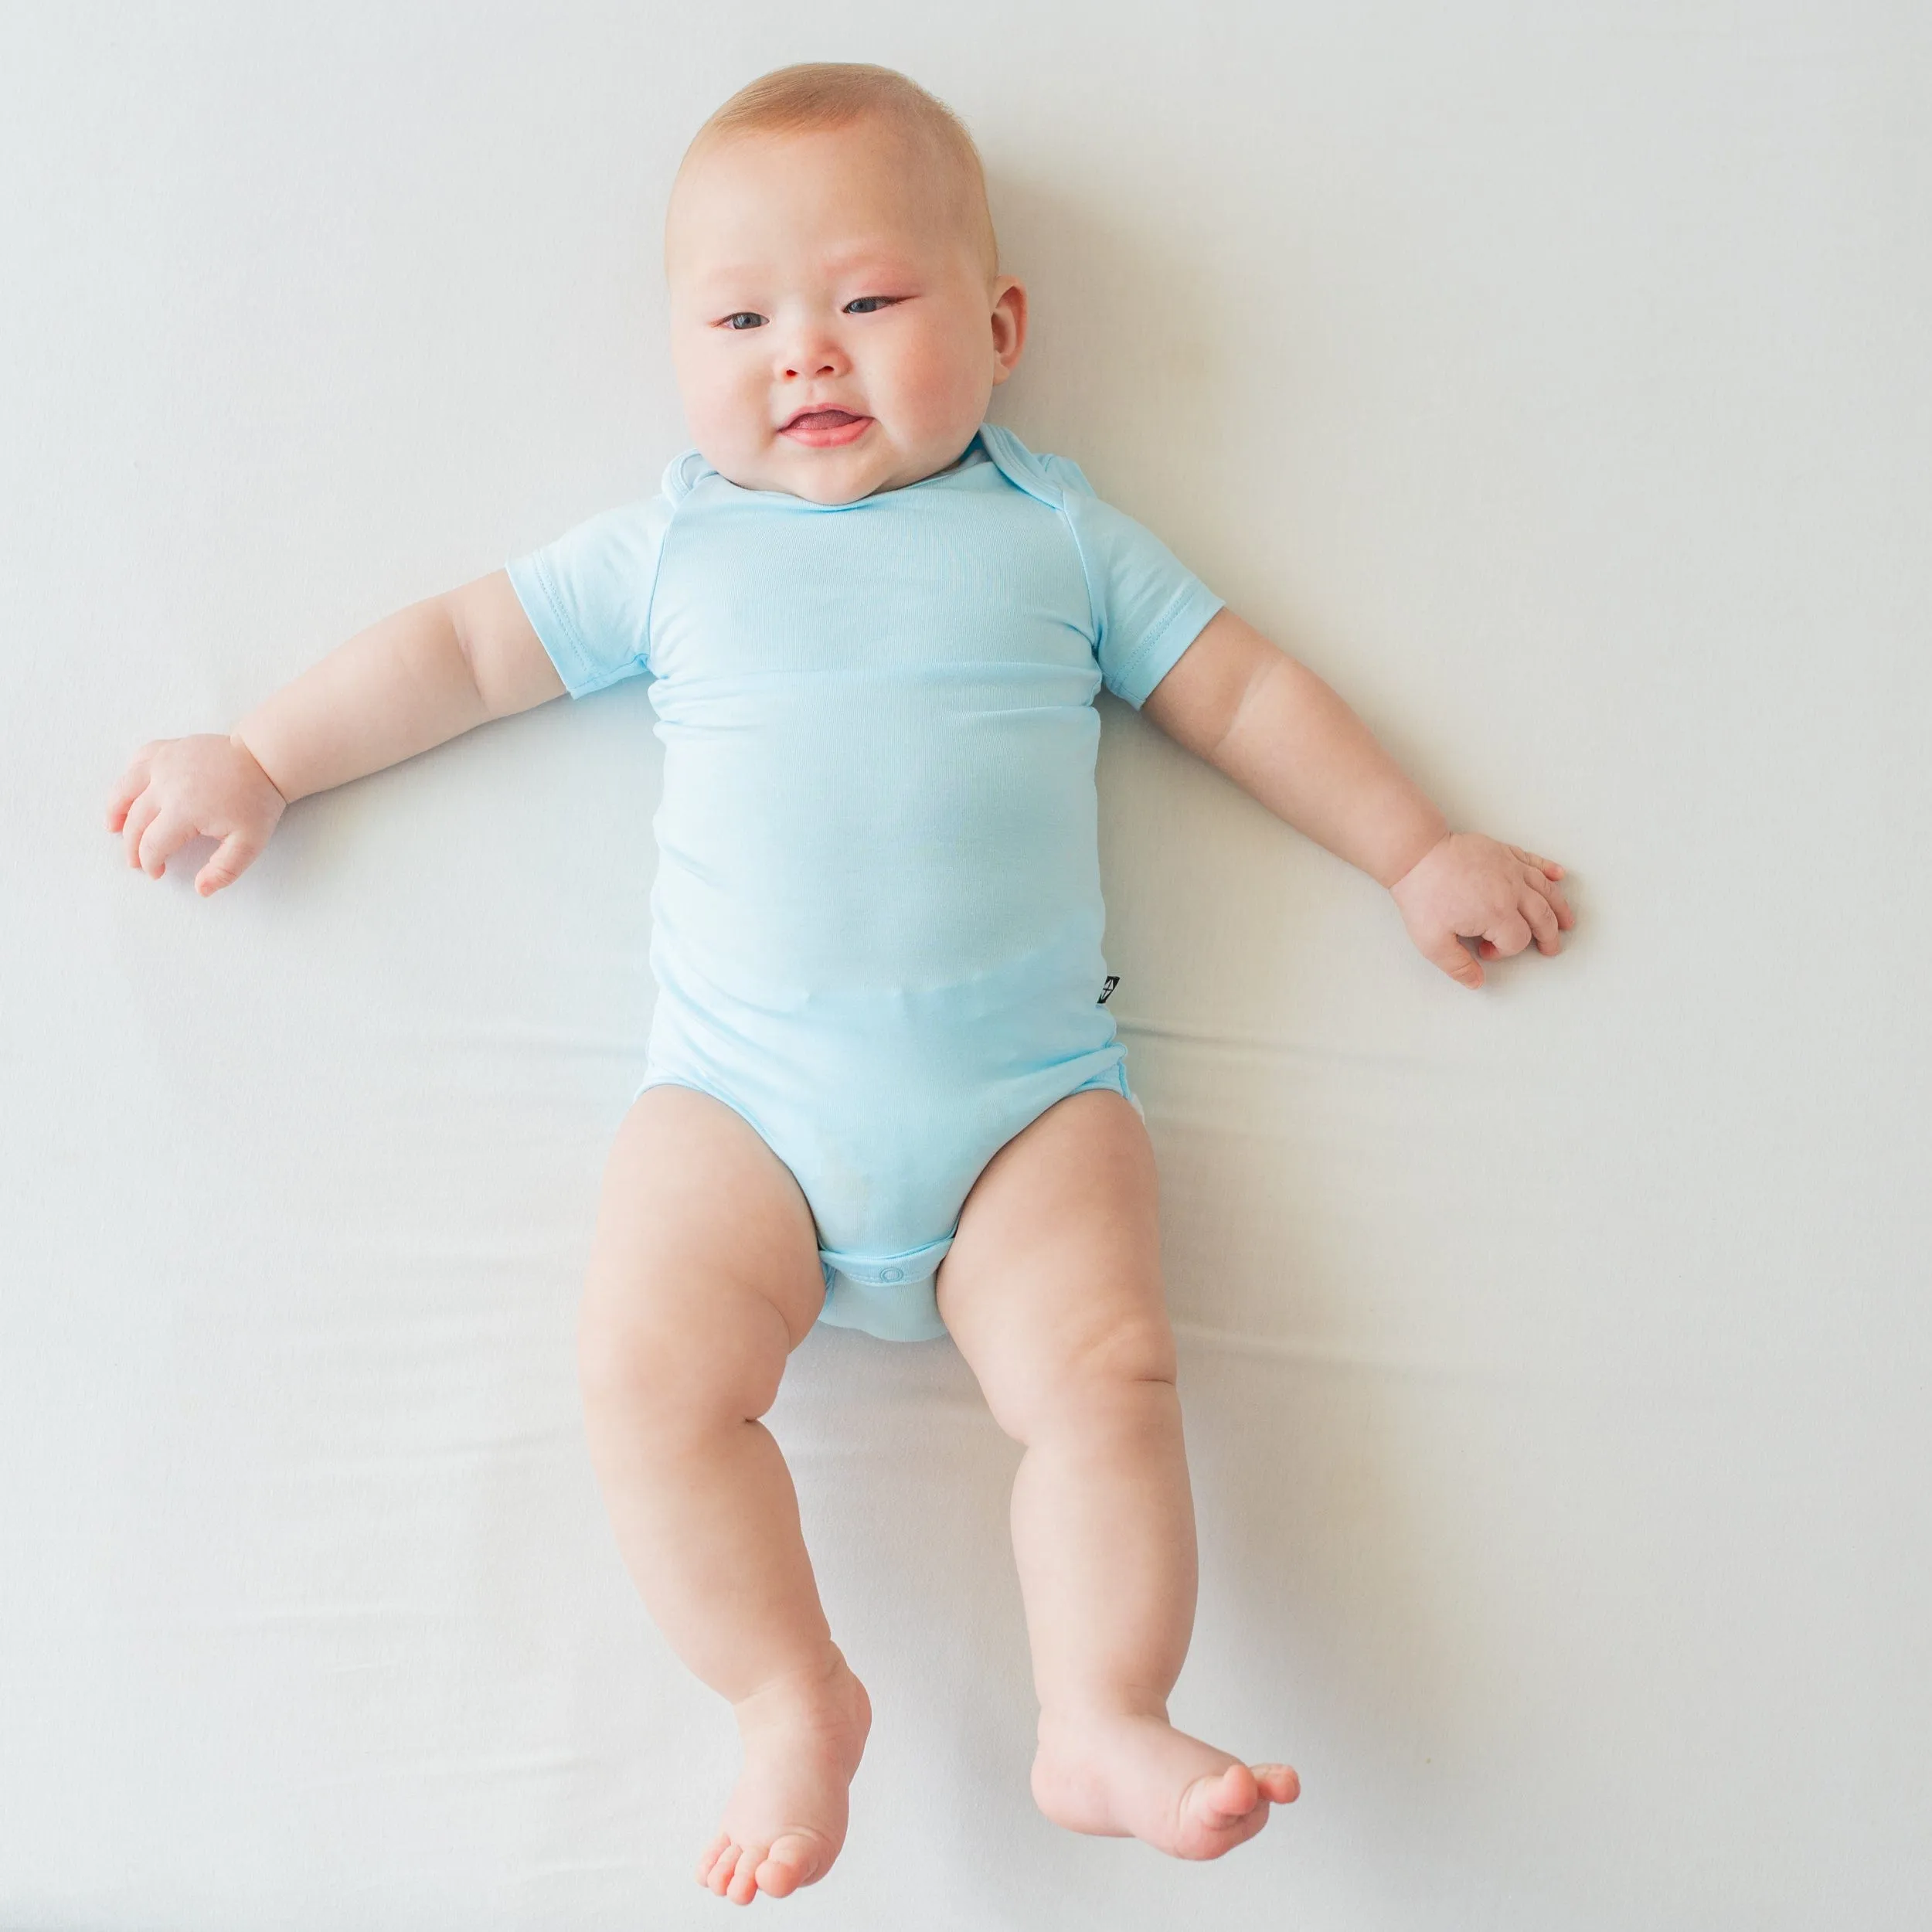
577 1084 869 1906
934 1089 1298 1860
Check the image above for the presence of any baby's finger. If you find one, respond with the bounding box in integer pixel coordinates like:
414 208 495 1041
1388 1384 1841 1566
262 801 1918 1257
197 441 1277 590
137 809 193 879
195 832 260 897
1522 862 1577 930
106 753 154 832
1510 843 1566 880
121 791 162 868
1520 887 1562 954
1481 907 1535 961
1417 925 1485 989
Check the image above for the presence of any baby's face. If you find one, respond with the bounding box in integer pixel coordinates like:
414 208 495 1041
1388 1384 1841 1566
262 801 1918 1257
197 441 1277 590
665 122 1024 505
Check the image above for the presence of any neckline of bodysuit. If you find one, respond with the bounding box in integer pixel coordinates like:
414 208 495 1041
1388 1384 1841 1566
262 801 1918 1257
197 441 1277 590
702 429 994 509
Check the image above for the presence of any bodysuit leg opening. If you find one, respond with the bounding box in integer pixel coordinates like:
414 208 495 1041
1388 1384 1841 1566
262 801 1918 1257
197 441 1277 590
817 1233 957 1343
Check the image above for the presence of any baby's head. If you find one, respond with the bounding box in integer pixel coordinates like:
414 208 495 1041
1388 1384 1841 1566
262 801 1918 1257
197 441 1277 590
665 64 1025 505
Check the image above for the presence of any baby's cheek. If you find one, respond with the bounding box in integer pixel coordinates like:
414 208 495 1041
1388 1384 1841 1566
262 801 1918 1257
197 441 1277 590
888 327 990 443
675 342 759 455
696 366 753 438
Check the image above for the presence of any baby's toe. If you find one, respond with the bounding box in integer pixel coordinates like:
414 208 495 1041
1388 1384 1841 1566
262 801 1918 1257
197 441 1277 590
696 1832 734 1886
723 1844 763 1905
756 1832 822 1897
1190 1763 1260 1828
1253 1762 1301 1804
704 1840 744 1898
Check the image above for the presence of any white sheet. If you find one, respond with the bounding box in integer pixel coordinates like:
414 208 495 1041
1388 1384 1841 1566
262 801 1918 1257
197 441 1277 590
4 5 1927 1926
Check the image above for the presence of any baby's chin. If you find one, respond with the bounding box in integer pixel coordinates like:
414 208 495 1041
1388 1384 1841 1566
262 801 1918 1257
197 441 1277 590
701 426 968 505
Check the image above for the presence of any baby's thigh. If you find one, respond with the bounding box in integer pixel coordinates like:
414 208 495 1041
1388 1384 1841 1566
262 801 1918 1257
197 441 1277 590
579 1084 826 1410
935 1089 1175 1436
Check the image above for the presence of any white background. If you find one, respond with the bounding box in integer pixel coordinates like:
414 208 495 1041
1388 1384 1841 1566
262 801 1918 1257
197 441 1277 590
3 4 1927 1927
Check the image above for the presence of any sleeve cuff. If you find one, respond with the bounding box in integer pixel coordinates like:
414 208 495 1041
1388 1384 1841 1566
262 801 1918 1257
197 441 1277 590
505 553 607 698
1105 584 1226 709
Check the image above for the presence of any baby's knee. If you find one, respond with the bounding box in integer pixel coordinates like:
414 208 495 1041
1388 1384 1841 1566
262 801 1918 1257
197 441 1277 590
990 1314 1179 1444
577 1272 788 1437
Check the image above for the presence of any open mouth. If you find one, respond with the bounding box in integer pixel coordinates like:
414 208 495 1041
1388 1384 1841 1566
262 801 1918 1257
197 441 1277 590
780 408 872 447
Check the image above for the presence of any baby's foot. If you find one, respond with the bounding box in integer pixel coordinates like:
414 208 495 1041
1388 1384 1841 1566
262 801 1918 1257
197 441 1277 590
1032 1709 1299 1861
696 1650 872 1906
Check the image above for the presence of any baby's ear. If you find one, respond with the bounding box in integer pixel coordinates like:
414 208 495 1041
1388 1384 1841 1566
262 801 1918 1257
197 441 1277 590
990 277 1028 376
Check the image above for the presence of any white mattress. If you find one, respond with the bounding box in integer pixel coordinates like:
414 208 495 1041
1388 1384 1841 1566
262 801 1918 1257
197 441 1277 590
3 5 1927 1926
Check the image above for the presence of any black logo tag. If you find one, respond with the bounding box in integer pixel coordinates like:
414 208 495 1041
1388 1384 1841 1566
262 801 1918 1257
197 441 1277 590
1097 975 1120 1005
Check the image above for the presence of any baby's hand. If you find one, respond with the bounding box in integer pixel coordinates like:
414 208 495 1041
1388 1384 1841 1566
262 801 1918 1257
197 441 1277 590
1388 832 1574 989
107 734 287 896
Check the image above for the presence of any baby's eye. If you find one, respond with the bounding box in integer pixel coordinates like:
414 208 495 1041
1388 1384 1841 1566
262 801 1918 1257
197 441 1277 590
843 295 899 315
720 312 767 331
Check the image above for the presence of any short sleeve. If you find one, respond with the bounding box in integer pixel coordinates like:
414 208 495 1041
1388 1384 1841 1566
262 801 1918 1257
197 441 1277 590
505 493 675 698
1057 482 1226 709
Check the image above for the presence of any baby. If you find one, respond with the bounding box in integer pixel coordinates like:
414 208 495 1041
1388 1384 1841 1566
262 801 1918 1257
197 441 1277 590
108 63 1573 1907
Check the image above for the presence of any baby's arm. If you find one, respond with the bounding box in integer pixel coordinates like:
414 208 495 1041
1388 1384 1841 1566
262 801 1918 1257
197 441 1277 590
107 572 563 896
1141 608 1573 988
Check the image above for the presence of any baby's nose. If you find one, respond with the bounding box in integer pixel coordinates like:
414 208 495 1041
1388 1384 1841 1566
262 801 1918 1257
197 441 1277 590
777 332 849 380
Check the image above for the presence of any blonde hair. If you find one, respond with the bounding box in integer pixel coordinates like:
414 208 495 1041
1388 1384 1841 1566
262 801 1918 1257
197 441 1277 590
679 63 998 275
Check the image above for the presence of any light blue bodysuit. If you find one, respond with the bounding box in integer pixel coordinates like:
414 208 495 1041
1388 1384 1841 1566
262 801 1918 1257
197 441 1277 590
508 425 1223 1342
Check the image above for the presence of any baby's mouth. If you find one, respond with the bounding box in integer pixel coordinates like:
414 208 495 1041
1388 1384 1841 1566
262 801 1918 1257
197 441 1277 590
779 408 872 448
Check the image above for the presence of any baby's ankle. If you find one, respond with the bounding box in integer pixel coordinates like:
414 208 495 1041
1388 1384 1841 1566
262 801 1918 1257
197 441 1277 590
1037 1691 1172 1740
731 1645 860 1725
